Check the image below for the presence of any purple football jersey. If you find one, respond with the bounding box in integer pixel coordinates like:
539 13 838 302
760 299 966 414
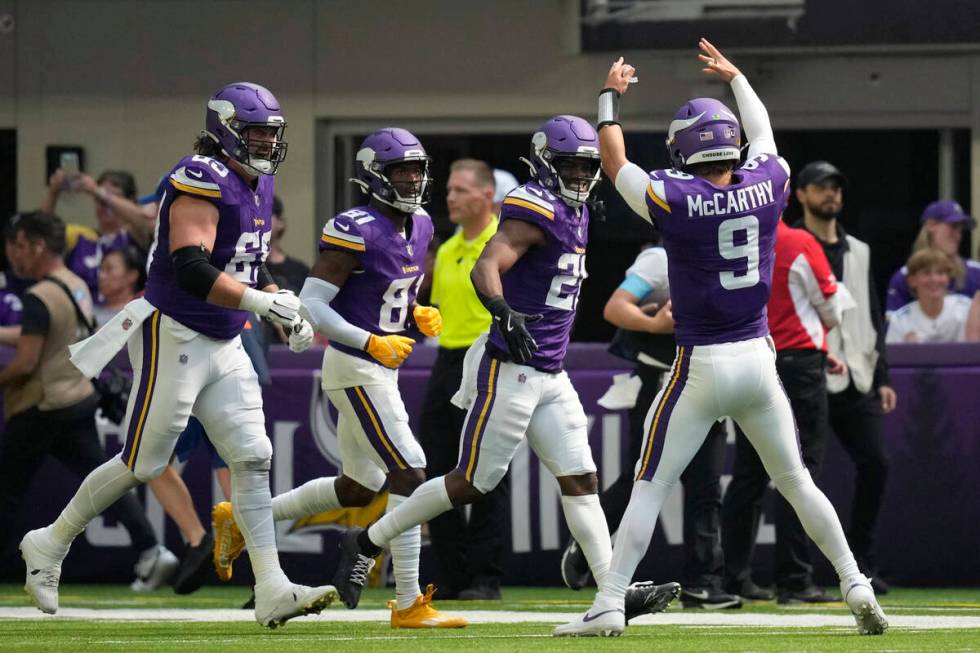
66 230 130 303
144 155 273 339
644 153 791 346
319 205 434 364
488 182 589 372
0 289 23 326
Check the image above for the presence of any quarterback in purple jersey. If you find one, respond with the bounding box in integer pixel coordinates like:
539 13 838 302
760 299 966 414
330 116 680 625
557 40 887 637
20 82 337 628
213 127 465 628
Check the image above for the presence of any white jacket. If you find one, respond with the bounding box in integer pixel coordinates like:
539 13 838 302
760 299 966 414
826 235 879 394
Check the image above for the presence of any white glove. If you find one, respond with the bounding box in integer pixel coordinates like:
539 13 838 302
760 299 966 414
240 288 301 327
288 316 314 353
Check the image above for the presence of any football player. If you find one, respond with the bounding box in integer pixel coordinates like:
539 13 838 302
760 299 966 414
328 116 681 625
213 127 466 629
555 40 887 637
20 82 336 628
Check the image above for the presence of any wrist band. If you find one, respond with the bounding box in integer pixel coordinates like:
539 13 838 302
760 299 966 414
597 88 620 129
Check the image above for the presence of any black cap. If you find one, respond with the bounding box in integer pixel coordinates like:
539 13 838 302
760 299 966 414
796 161 848 188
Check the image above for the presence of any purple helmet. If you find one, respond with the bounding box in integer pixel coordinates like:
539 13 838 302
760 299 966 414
352 128 432 213
665 98 741 169
205 82 287 176
522 115 600 208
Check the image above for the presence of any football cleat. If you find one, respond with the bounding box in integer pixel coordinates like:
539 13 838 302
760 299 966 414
332 528 377 609
389 584 468 629
130 544 179 592
624 581 681 622
212 501 245 582
553 606 625 637
841 574 888 636
20 529 63 615
560 538 593 590
172 532 215 595
681 585 743 609
254 581 338 629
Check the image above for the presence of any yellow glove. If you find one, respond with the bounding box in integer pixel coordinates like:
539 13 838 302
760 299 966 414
365 334 416 368
413 305 442 337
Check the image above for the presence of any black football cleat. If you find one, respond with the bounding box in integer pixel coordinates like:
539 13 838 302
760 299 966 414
624 581 681 623
332 528 376 609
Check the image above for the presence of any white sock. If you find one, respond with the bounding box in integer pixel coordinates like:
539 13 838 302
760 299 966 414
386 493 422 610
272 477 341 521
771 467 859 582
367 477 452 548
230 461 286 587
48 456 140 557
561 494 612 589
594 479 672 609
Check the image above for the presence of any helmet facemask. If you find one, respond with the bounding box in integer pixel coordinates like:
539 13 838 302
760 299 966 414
206 97 288 176
354 149 432 213
552 155 601 208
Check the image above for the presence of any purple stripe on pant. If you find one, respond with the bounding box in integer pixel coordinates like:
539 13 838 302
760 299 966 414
455 354 501 483
343 386 407 471
637 346 692 482
121 312 159 468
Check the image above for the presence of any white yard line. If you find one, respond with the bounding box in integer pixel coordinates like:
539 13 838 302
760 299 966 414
1 607 979 629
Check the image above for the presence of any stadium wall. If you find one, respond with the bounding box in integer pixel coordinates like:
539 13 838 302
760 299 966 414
1 1 979 261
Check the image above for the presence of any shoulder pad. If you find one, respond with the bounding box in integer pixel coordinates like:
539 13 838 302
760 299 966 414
169 155 231 200
320 210 369 253
501 184 558 222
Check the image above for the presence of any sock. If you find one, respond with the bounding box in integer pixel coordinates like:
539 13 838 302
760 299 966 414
230 461 286 587
771 467 859 582
594 479 673 610
272 477 341 521
47 456 140 558
385 493 422 610
367 477 452 549
561 494 612 589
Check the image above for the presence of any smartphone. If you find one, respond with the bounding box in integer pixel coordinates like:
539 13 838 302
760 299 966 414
60 151 80 191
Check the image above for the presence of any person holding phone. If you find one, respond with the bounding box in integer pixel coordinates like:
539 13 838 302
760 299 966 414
42 164 155 305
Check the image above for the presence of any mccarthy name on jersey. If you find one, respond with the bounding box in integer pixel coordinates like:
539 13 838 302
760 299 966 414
684 178 779 218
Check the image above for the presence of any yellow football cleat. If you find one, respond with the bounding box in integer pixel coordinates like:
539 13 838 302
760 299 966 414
212 501 245 582
389 584 468 629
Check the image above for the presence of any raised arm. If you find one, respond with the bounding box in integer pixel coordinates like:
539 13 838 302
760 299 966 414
699 38 776 156
597 57 652 221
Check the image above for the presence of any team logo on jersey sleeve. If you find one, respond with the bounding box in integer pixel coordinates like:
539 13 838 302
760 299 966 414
407 244 414 256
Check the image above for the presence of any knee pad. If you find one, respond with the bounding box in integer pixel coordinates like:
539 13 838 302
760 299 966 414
226 436 273 472
771 467 812 496
132 459 168 483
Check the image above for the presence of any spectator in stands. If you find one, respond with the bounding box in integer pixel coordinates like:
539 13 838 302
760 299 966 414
93 246 146 326
886 248 980 343
795 161 896 593
0 211 177 590
886 200 980 315
43 168 156 301
418 158 507 600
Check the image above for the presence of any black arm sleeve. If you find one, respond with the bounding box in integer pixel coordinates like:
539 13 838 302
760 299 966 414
20 294 50 336
171 245 222 301
256 264 276 291
869 264 891 389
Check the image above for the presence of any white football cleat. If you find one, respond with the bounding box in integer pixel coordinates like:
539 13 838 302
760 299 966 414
841 574 888 635
553 607 625 637
20 529 63 615
254 581 339 629
130 544 179 592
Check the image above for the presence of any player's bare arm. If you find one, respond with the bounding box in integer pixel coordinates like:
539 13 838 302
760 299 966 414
471 219 546 364
169 194 300 327
604 289 673 334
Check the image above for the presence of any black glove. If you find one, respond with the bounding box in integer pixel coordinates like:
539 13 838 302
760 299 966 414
485 296 543 365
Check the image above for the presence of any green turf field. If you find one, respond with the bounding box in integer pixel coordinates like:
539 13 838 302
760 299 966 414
2 585 979 652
